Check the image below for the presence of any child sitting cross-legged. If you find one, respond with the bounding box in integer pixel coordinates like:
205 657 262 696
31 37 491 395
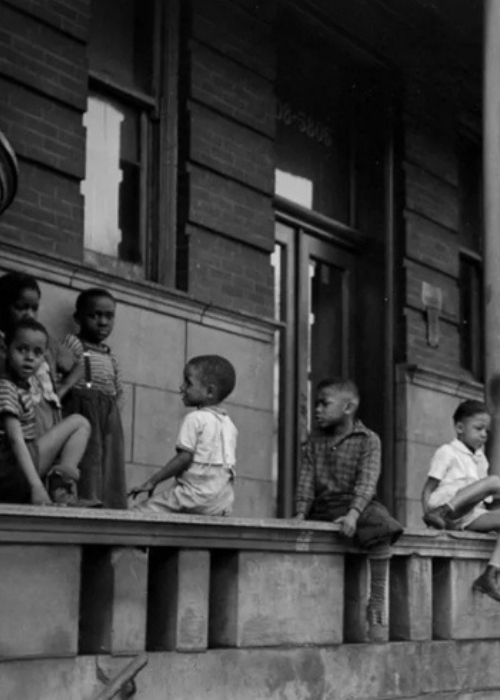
422 399 500 602
130 355 237 516
0 318 91 506
294 377 403 642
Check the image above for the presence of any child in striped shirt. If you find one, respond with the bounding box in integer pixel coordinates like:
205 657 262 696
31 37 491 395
0 318 90 505
62 288 127 509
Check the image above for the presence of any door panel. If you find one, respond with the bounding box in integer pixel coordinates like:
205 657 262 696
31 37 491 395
273 220 356 516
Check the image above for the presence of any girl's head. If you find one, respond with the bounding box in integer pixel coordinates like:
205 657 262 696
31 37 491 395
74 288 116 344
5 318 48 382
180 355 236 407
0 271 40 333
453 400 491 453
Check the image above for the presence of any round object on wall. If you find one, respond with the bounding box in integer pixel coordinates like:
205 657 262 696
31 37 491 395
0 130 19 216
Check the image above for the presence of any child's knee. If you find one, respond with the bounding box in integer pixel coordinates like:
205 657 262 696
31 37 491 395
487 475 500 492
67 413 91 434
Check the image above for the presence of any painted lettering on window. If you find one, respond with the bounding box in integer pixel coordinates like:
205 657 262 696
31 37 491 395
276 100 333 148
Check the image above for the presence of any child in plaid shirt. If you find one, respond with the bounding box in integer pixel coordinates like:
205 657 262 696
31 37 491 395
295 377 403 642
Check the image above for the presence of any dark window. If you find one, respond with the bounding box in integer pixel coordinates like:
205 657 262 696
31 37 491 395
458 135 483 380
460 253 484 380
83 0 178 282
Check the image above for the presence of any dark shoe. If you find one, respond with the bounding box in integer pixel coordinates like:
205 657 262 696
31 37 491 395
423 504 454 529
366 603 387 643
472 566 500 602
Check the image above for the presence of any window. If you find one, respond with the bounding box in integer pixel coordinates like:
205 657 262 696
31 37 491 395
458 135 484 380
83 0 178 282
460 253 484 380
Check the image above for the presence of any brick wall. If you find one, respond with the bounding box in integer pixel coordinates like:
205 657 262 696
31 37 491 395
183 0 276 318
0 0 89 261
401 81 470 377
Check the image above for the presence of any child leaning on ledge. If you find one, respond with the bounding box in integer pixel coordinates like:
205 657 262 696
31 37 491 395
294 377 403 642
422 399 500 603
130 355 237 516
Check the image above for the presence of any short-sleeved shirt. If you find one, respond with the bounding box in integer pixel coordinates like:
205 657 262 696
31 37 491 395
177 406 237 469
0 376 37 444
295 420 381 517
427 438 489 508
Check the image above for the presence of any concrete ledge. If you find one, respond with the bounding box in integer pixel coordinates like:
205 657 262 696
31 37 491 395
0 505 495 558
3 642 500 700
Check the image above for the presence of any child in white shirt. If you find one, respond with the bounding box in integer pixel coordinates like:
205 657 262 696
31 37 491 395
130 355 237 516
422 399 500 602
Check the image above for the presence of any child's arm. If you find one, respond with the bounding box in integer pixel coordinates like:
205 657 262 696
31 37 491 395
111 353 125 411
129 449 193 499
56 362 84 400
4 416 51 505
335 432 381 536
421 476 440 514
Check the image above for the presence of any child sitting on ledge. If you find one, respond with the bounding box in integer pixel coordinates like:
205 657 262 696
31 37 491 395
294 377 403 642
130 355 237 516
422 399 500 603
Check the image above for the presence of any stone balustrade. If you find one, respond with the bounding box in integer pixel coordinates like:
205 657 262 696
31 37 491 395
0 506 499 699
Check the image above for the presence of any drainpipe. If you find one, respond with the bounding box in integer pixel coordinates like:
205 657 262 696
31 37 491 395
484 0 500 475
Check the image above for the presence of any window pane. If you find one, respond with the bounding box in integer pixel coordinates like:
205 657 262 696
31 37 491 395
82 94 142 264
89 0 155 94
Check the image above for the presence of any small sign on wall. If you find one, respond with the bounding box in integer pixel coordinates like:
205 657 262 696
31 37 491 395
421 282 443 348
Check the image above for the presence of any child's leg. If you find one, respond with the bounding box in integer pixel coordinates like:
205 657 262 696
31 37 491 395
37 415 91 480
424 476 500 529
449 476 500 515
467 517 500 601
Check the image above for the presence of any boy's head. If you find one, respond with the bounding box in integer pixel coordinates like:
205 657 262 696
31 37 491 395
0 271 41 332
5 318 48 382
453 400 490 453
74 288 116 344
181 355 236 408
315 377 359 431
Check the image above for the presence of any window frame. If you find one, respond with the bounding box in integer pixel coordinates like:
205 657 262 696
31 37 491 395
83 0 179 286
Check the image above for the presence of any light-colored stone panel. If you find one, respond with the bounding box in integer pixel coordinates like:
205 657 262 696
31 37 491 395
395 497 424 528
186 324 274 411
38 281 76 340
395 440 437 500
397 382 458 444
133 387 185 466
232 476 276 518
227 403 273 480
109 306 186 391
433 559 500 640
80 547 148 654
148 549 210 651
391 556 432 641
210 551 344 647
0 642 423 700
0 545 80 658
421 640 500 694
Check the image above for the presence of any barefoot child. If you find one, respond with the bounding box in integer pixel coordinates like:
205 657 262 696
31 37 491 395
0 318 90 505
294 377 403 642
422 399 500 602
62 288 127 509
130 355 237 516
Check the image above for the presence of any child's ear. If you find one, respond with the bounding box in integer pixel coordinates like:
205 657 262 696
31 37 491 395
207 383 218 398
344 398 359 416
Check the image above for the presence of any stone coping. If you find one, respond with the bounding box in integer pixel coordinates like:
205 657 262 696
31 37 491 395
0 505 495 557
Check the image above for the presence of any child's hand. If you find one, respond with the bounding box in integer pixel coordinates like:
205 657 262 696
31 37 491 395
128 484 155 500
334 511 359 538
30 483 53 506
293 513 305 521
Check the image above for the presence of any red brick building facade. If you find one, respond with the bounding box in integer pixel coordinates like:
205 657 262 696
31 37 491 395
0 0 484 524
